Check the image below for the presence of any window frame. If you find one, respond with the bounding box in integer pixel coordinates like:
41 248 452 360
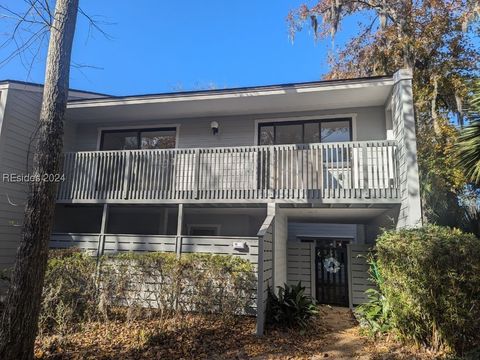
257 117 353 146
99 127 178 151
255 114 356 145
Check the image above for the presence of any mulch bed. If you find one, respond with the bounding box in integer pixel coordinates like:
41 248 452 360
34 306 438 359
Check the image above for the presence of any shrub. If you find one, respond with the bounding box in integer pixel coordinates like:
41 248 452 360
99 252 256 320
266 282 317 328
376 225 480 354
39 250 257 334
39 249 98 335
0 267 9 315
355 259 392 336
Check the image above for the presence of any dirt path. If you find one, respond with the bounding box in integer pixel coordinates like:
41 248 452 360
35 306 435 359
255 305 433 360
309 306 371 359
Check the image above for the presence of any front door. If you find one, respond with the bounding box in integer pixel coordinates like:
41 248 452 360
315 240 349 306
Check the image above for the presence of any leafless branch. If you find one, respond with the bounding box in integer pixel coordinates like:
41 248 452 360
78 6 114 41
0 0 112 74
71 62 104 70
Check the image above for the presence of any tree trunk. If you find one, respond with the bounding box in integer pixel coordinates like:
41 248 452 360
0 0 78 358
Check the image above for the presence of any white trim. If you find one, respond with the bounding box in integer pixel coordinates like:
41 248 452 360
67 78 394 109
0 88 10 158
254 113 358 145
0 81 105 98
187 224 221 236
95 124 181 150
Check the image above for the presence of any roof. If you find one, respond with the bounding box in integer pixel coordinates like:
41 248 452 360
67 74 393 105
65 73 397 122
0 79 110 97
0 73 395 104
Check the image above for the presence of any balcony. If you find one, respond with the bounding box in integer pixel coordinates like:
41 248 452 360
56 140 400 204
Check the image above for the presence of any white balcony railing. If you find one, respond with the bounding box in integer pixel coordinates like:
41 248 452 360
56 140 399 203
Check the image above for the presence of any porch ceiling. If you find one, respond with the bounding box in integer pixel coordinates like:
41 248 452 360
183 207 266 215
282 207 392 223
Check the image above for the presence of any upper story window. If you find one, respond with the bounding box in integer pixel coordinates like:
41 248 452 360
100 128 176 150
258 118 352 145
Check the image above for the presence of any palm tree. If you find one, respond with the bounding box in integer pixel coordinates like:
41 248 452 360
458 83 480 185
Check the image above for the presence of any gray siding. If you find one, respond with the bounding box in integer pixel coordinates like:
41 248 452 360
391 70 422 228
348 244 373 306
0 87 103 270
0 89 42 268
67 106 387 152
287 241 312 295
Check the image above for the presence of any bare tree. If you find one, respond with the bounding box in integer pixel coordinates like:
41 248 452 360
0 0 79 358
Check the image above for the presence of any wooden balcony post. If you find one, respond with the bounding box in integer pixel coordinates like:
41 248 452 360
362 143 370 198
269 147 275 198
194 149 201 199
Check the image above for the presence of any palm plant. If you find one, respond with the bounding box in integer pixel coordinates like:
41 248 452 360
266 282 318 328
458 83 480 185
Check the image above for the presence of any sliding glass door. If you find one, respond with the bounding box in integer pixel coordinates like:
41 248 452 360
258 118 352 146
257 118 353 193
100 128 176 150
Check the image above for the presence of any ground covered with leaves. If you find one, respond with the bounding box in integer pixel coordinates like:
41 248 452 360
35 306 437 360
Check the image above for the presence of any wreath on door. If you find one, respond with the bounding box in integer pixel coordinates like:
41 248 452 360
323 257 341 274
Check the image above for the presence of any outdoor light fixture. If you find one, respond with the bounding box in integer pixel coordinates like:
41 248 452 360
210 121 219 135
233 242 247 251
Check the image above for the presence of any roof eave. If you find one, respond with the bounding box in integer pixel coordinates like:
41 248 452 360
67 76 394 109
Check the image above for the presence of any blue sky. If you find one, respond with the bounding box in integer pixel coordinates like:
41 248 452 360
0 1 357 96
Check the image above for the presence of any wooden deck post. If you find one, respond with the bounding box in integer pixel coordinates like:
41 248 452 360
256 213 275 336
176 204 184 258
97 204 109 257
256 232 265 336
94 204 109 291
347 243 353 308
163 208 169 234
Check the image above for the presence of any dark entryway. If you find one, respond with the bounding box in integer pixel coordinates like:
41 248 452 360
315 239 349 306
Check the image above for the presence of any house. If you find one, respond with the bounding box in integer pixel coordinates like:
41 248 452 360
0 80 105 271
0 69 422 334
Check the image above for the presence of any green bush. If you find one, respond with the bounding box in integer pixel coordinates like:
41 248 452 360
0 267 10 315
39 249 98 335
355 259 392 336
266 282 318 328
376 225 480 354
40 250 256 335
99 252 256 318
